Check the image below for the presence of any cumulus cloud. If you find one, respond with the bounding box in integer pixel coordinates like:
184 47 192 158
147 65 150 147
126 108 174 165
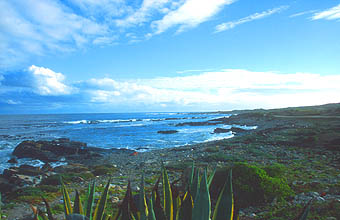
75 69 340 110
215 6 288 32
1 66 340 112
312 4 340 20
1 65 74 96
27 65 73 95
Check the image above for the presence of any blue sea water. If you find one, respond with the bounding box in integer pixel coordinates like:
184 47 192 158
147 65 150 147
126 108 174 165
0 112 256 172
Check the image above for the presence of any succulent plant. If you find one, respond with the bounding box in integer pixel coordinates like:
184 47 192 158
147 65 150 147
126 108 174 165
31 163 311 220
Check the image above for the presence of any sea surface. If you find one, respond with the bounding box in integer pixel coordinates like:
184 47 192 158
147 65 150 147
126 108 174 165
0 112 256 172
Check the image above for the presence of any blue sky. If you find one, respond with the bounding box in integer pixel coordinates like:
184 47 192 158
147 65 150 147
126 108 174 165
1 0 340 113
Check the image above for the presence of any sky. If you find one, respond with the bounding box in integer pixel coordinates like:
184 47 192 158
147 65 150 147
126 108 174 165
0 0 340 114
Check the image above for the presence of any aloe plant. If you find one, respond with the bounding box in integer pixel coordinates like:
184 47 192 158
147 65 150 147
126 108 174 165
31 162 313 220
93 179 111 220
162 164 173 220
192 169 211 220
212 170 233 220
85 181 96 219
0 193 2 220
61 177 73 217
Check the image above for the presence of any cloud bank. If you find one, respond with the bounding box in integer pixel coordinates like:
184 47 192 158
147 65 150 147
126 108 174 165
1 66 340 113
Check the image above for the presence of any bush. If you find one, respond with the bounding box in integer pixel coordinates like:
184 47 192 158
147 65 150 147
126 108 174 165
91 164 118 176
263 163 286 178
232 162 294 208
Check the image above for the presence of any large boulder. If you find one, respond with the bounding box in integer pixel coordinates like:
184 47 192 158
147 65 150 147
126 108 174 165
12 139 89 162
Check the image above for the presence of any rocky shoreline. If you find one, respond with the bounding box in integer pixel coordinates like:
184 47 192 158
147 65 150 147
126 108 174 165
1 105 340 219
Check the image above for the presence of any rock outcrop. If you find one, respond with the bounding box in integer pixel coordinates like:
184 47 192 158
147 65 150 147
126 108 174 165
157 130 178 134
12 138 91 162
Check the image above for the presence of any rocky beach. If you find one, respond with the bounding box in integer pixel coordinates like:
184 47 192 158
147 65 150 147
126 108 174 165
1 103 340 219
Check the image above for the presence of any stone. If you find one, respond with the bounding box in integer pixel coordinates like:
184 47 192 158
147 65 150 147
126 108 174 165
7 157 18 164
3 168 19 178
0 176 16 194
12 139 89 162
157 130 178 134
18 165 42 176
213 128 230 133
9 174 36 186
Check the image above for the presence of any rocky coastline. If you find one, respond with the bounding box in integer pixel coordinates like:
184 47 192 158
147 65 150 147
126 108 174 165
1 104 340 219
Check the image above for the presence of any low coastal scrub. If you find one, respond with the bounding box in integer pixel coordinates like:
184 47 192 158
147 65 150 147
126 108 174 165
232 162 294 208
25 163 311 220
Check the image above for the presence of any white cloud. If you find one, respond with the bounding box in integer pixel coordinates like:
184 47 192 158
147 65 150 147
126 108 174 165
78 69 340 109
151 0 235 34
0 0 110 68
28 65 73 95
6 99 22 105
289 10 317 18
116 0 172 27
312 4 340 20
215 5 288 32
0 0 239 68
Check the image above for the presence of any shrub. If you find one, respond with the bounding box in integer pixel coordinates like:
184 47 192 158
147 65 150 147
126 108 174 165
90 164 117 176
263 163 286 178
232 162 294 208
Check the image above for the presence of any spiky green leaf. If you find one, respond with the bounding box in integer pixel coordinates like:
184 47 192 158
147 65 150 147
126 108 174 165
212 170 234 220
93 179 111 220
85 181 96 220
191 168 200 201
192 169 211 220
139 174 148 220
152 176 166 220
207 166 216 188
162 165 173 220
61 177 73 217
147 194 156 220
178 191 193 220
74 190 84 215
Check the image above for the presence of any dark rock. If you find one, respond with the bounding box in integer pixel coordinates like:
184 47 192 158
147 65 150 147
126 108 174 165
213 127 248 134
7 157 18 164
12 139 89 162
231 127 248 133
9 174 37 186
213 128 230 133
53 163 89 173
0 176 16 194
3 168 19 178
18 165 42 176
176 121 220 126
157 130 178 134
42 163 53 171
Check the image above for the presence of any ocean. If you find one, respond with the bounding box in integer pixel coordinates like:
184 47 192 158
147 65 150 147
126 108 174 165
0 112 256 172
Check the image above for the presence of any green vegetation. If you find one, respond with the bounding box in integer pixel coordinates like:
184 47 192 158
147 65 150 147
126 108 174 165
90 164 118 176
232 162 294 208
40 172 94 185
29 163 311 220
